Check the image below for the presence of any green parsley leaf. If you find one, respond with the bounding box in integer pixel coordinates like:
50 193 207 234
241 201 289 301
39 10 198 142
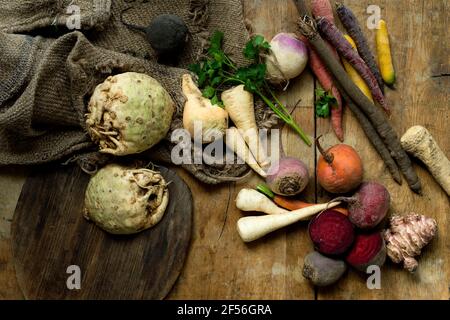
210 95 223 107
243 35 270 61
208 31 224 54
202 86 216 99
315 88 337 118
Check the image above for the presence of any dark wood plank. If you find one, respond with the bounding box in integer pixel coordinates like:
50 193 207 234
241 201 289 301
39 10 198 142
12 165 192 299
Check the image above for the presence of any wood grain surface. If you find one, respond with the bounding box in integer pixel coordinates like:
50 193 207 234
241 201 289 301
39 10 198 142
0 0 448 300
12 165 192 299
314 0 450 300
170 0 449 300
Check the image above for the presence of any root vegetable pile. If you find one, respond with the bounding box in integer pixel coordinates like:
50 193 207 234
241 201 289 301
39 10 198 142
222 85 269 167
235 187 341 242
257 184 349 215
189 31 311 146
316 17 390 114
297 16 421 194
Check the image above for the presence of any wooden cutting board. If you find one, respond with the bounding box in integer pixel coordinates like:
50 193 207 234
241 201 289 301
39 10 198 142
11 164 192 299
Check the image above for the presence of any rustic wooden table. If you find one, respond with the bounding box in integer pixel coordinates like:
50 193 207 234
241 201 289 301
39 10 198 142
0 0 448 300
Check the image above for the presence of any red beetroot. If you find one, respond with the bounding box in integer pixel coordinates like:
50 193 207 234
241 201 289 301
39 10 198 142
346 232 387 272
309 210 355 256
347 182 390 229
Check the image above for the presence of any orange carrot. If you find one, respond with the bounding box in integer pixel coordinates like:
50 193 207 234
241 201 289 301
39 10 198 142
257 184 349 215
273 196 312 210
274 195 349 216
301 0 344 142
300 35 344 141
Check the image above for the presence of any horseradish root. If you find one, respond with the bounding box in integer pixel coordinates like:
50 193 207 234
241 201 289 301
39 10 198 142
384 213 437 273
401 126 450 196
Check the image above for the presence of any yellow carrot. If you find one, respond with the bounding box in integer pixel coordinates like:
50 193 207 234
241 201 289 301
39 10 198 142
376 20 395 86
342 35 373 102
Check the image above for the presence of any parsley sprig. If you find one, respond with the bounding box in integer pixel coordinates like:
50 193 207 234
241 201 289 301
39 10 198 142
189 31 312 146
315 87 337 118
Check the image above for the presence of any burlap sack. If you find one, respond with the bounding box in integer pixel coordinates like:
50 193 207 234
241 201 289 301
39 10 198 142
0 0 112 33
0 0 277 183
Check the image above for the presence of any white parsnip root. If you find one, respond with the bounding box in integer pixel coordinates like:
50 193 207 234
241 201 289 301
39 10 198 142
236 189 284 214
401 126 450 196
182 74 229 143
222 85 270 168
236 188 341 242
225 128 267 178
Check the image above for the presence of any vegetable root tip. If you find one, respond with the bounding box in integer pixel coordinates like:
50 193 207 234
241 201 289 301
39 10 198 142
393 174 403 185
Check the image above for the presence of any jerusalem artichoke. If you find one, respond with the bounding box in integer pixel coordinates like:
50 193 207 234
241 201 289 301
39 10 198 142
384 213 437 273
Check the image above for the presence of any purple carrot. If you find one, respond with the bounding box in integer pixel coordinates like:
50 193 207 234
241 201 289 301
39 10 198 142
336 2 384 93
316 17 390 114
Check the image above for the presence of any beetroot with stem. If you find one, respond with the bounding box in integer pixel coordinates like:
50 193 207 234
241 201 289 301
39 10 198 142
346 232 386 272
338 181 391 229
309 209 355 256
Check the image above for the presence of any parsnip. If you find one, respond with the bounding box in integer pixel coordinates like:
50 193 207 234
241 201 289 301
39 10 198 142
222 85 270 168
182 74 229 143
236 188 284 214
225 128 267 178
237 201 341 242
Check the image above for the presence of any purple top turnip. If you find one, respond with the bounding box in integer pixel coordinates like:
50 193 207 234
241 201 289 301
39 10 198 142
266 157 309 196
265 33 309 85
